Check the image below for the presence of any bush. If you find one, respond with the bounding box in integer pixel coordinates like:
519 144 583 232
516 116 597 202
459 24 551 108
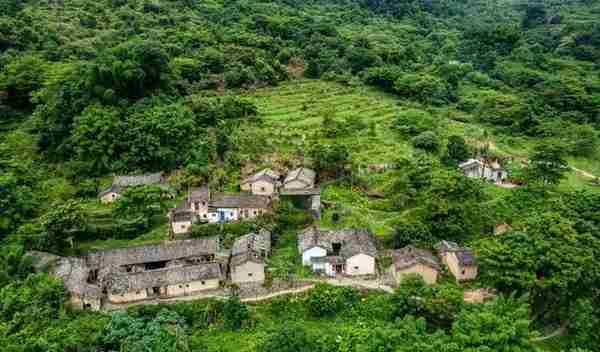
391 219 433 248
392 109 437 136
258 325 316 352
305 284 358 317
412 131 440 152
220 295 249 330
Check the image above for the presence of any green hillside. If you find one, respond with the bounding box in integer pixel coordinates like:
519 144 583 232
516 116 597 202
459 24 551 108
2 0 600 350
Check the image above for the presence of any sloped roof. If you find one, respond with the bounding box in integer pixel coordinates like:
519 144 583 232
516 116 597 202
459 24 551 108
85 237 220 267
53 257 103 297
189 186 210 201
283 167 316 188
98 184 123 197
171 200 194 222
435 240 459 255
458 159 481 169
435 241 476 267
113 173 163 187
209 193 270 209
231 229 271 257
391 246 440 271
242 169 280 185
106 263 223 293
297 227 377 259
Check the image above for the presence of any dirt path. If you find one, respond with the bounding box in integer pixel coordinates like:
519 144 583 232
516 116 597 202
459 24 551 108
571 166 598 179
531 322 568 342
240 285 316 302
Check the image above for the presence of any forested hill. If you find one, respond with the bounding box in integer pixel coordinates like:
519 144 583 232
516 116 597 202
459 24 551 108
1 0 600 351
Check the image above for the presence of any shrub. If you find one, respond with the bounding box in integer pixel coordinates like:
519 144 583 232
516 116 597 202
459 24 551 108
220 295 249 330
412 131 440 152
305 284 358 317
392 109 437 136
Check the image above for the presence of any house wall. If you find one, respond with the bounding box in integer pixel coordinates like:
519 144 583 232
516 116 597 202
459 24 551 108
285 180 309 190
444 253 478 281
345 253 375 276
231 261 265 284
238 207 267 220
302 247 327 266
392 264 438 285
191 200 209 219
312 262 326 274
100 192 120 203
172 220 192 234
207 208 239 223
108 289 148 304
165 278 219 296
251 180 275 196
69 294 101 311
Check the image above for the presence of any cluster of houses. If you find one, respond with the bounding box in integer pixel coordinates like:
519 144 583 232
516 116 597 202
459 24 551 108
33 224 477 310
297 227 478 285
169 167 321 234
31 230 272 310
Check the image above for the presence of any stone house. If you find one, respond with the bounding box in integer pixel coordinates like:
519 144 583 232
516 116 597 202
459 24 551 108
169 200 196 235
389 246 440 285
207 193 270 223
31 237 223 309
229 229 271 284
99 173 165 203
240 169 280 197
298 227 377 276
459 158 507 183
283 167 316 190
436 240 478 282
188 186 210 220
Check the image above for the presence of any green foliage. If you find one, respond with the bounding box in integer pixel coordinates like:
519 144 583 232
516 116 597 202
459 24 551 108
392 109 437 136
0 245 34 287
525 144 569 186
310 142 350 179
305 284 358 318
412 131 441 152
112 185 167 238
219 296 249 331
394 73 451 105
391 219 433 248
442 136 471 167
567 298 600 351
100 309 189 352
258 325 316 352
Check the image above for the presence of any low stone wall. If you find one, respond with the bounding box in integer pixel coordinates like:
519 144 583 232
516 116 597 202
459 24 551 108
226 279 313 299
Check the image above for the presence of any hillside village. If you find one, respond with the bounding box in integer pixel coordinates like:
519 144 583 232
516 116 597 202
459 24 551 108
2 0 600 350
32 161 492 311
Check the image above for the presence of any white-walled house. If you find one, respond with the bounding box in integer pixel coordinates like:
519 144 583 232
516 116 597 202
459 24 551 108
207 193 270 223
98 173 164 203
459 159 507 183
436 240 478 282
298 227 377 277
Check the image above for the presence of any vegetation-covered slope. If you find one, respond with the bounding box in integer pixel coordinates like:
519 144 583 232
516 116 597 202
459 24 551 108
1 0 600 350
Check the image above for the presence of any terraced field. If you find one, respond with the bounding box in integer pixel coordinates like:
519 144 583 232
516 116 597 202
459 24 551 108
233 79 600 237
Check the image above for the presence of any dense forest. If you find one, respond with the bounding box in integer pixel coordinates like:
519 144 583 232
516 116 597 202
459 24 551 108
1 0 600 350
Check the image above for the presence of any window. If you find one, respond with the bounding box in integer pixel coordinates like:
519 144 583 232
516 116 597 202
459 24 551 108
253 210 257 215
248 273 253 277
201 281 205 285
136 291 140 294
202 201 206 206
179 285 182 288
181 225 185 229
354 266 359 270
126 266 132 273
203 214 206 218
261 187 265 192
461 269 466 275
186 284 189 288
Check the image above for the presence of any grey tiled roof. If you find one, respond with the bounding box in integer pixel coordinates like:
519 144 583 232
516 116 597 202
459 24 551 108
242 169 280 185
189 186 210 201
283 167 316 188
230 229 271 267
391 246 440 271
113 173 163 187
209 193 270 209
435 241 477 267
85 237 221 267
297 227 377 259
106 263 223 293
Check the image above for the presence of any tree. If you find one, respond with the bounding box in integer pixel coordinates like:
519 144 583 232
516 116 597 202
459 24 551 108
525 144 568 186
568 298 600 351
442 136 471 166
112 185 167 237
310 142 350 178
391 219 433 248
220 295 249 330
0 245 34 287
30 200 87 253
101 309 189 352
258 325 316 352
452 295 536 351
412 131 441 152
0 173 36 237
521 2 547 29
305 284 358 317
